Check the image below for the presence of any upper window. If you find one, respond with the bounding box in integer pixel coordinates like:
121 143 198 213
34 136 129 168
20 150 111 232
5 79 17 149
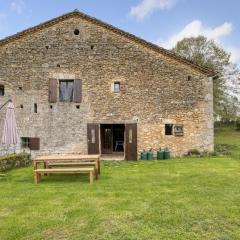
165 124 173 136
113 82 120 93
0 85 4 96
59 80 74 102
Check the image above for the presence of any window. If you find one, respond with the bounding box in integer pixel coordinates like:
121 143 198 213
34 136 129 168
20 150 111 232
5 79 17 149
74 29 80 35
21 137 30 148
174 125 184 136
34 103 37 113
91 129 96 144
129 129 133 143
165 124 173 135
0 85 4 96
59 80 74 102
113 82 120 93
21 137 40 150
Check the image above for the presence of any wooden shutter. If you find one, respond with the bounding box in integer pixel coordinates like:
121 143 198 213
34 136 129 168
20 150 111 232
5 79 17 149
29 138 40 150
49 79 58 103
74 79 82 103
87 124 99 154
125 124 137 160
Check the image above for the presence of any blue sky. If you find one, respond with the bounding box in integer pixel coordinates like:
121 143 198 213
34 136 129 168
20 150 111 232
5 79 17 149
0 0 240 65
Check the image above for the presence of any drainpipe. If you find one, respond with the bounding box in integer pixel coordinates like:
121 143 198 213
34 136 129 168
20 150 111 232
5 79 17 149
0 99 12 111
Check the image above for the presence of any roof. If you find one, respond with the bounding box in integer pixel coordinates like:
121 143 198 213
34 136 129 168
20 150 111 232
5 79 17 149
0 9 215 77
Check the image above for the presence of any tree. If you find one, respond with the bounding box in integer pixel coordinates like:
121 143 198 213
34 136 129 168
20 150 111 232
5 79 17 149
172 36 240 121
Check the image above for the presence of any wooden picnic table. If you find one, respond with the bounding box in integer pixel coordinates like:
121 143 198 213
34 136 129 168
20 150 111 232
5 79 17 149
33 154 100 174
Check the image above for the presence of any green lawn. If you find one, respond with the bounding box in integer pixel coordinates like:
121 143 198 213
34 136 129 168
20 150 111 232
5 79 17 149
0 129 240 240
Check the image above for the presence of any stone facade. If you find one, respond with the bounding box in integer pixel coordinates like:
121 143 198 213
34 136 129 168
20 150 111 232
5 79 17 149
0 11 214 158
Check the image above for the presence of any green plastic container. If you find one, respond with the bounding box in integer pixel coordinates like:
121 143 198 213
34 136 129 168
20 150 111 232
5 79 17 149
164 148 170 159
140 151 148 160
147 151 153 160
157 149 165 160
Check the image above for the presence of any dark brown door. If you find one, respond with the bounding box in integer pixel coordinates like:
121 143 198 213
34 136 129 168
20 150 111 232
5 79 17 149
125 123 137 160
87 124 99 154
101 125 113 154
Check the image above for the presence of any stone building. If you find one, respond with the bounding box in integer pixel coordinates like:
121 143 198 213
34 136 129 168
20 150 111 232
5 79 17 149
0 10 215 159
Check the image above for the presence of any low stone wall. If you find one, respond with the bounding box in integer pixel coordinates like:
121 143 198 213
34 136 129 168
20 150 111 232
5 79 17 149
0 153 31 172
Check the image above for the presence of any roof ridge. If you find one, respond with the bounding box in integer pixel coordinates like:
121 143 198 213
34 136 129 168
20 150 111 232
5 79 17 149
0 10 215 76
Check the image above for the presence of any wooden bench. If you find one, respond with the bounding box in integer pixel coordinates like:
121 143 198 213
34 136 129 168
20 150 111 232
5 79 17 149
34 168 95 184
46 161 99 179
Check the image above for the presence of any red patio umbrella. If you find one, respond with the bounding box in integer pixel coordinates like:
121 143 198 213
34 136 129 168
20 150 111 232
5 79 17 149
1 101 19 146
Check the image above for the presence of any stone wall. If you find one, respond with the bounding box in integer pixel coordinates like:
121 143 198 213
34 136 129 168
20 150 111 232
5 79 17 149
0 15 214 157
0 153 31 172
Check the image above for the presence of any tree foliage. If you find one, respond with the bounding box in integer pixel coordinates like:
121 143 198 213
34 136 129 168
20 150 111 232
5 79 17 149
172 36 240 121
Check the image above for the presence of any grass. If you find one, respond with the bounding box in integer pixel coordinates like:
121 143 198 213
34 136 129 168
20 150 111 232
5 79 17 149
0 128 240 239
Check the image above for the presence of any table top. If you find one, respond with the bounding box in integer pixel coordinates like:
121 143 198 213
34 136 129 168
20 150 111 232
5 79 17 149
34 154 100 161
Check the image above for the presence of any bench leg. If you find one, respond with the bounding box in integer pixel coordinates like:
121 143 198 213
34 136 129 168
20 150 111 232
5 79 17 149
89 171 94 184
43 162 48 176
34 172 40 184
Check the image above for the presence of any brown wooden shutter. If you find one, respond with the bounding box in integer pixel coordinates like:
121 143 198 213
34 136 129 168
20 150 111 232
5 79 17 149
74 79 82 103
87 124 99 154
29 138 40 150
49 79 58 103
125 124 137 160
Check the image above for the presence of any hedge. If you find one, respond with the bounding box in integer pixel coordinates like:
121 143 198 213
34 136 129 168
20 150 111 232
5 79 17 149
0 153 31 172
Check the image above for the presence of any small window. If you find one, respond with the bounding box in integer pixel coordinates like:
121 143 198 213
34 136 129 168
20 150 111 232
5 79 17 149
165 124 173 135
59 80 74 102
91 129 96 143
21 137 30 148
114 82 120 93
0 85 4 96
34 103 37 113
188 76 192 81
74 29 80 35
129 129 133 143
21 137 40 150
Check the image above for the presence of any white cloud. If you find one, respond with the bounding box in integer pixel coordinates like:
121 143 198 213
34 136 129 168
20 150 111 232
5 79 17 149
130 0 177 20
159 20 233 49
227 47 240 63
157 20 240 65
10 0 25 14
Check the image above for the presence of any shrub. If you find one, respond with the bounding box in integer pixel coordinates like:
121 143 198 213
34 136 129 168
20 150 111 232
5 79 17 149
0 153 31 172
187 149 200 156
214 144 235 155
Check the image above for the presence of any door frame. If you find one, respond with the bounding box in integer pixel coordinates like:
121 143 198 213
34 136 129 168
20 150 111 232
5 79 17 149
88 122 137 160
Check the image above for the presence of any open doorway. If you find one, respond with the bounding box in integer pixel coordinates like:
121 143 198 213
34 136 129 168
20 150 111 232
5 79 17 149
100 124 125 155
